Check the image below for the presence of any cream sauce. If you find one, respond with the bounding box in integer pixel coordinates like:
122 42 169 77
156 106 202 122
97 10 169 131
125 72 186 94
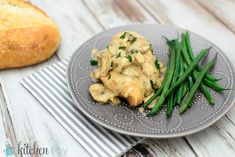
89 31 164 106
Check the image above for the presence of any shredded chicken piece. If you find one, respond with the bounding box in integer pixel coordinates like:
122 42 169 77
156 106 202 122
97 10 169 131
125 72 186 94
89 84 120 105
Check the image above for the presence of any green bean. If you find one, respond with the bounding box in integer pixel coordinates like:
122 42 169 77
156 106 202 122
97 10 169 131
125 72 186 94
173 94 178 107
181 35 206 67
175 55 184 104
176 50 191 105
188 76 194 90
182 41 215 105
183 33 216 82
192 70 225 92
178 82 188 104
173 40 182 80
202 77 225 92
180 58 216 113
176 85 184 104
166 49 209 96
189 55 225 92
183 93 194 108
182 64 194 107
166 92 174 117
166 40 182 116
182 64 190 97
184 32 218 82
147 46 176 117
200 84 215 104
184 31 194 60
194 71 215 104
182 63 190 96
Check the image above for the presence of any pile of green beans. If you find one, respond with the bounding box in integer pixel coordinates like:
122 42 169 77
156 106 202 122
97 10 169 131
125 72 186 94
144 31 226 117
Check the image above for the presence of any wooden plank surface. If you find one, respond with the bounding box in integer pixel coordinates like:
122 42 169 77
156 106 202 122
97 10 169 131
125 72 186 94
30 0 103 59
0 0 235 157
0 88 8 157
196 0 235 33
139 0 235 63
0 0 104 156
0 57 90 157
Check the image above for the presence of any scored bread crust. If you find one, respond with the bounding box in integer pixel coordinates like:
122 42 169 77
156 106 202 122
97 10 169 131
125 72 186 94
0 0 60 69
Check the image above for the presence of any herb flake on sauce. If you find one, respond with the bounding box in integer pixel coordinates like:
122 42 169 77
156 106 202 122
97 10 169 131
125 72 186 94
90 59 98 65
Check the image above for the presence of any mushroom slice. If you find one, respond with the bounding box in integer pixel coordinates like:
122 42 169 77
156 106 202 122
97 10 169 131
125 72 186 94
89 83 120 105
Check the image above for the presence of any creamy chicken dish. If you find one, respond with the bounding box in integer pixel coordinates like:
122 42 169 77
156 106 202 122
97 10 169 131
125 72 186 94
89 31 165 107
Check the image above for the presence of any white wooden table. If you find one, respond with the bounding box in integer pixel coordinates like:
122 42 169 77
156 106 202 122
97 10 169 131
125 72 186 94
1 0 235 156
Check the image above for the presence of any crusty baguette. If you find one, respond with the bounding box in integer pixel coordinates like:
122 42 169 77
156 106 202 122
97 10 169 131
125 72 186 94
0 0 60 69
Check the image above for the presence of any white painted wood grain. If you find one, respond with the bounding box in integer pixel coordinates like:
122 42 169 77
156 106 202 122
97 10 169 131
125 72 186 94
30 0 103 59
143 138 196 157
0 94 8 157
0 0 107 156
196 0 235 33
83 0 156 28
185 116 235 157
0 57 91 157
0 65 57 157
139 0 235 64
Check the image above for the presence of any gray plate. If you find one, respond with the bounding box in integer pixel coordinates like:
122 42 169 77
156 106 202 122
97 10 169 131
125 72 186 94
67 24 235 138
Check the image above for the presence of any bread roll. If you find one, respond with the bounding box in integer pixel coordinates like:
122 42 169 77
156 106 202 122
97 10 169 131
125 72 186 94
0 0 60 69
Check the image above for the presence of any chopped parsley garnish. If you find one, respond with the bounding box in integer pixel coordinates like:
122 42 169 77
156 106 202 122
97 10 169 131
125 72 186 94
126 55 132 62
130 36 137 44
118 45 126 50
150 80 154 88
111 61 113 67
116 52 121 58
108 74 111 80
127 34 137 44
106 45 109 49
131 49 138 54
90 59 98 65
149 44 153 52
155 59 160 70
120 32 127 39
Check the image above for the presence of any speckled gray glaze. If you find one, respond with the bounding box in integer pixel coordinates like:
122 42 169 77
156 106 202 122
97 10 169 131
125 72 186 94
66 24 235 138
